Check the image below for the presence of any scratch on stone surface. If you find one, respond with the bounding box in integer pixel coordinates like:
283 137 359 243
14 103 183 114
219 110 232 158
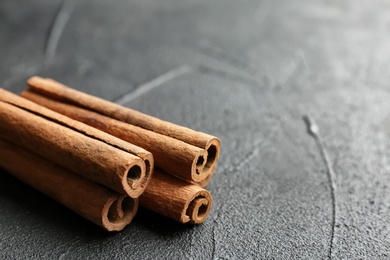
242 0 272 51
188 228 195 260
196 40 258 74
303 115 336 260
45 0 75 62
298 50 310 72
211 224 216 260
218 138 263 175
282 50 309 86
196 65 262 88
114 65 192 105
364 45 375 86
253 0 271 29
234 141 261 171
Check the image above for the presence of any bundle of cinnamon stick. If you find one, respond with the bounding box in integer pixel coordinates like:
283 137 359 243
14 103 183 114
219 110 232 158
0 77 220 231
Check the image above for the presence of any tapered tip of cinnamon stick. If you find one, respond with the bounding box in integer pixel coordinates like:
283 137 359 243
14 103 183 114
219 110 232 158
184 190 212 224
27 76 42 84
27 76 67 90
103 196 139 231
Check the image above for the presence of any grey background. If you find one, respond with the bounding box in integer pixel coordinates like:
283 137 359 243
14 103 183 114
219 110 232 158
1 0 389 259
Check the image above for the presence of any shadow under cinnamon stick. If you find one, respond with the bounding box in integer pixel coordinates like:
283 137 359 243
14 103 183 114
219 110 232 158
0 171 111 238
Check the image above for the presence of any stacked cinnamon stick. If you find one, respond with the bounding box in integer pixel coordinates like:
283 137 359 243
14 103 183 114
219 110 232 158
0 77 220 231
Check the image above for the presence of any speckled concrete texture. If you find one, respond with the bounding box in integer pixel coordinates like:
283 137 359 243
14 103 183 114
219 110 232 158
1 0 389 259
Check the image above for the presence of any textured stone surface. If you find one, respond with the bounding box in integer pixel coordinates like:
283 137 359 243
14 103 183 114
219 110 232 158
1 0 390 259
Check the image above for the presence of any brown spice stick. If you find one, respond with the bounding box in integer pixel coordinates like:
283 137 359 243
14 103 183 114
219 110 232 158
0 138 138 231
0 90 147 198
22 90 209 183
140 169 213 224
27 76 221 180
0 88 153 197
197 170 215 188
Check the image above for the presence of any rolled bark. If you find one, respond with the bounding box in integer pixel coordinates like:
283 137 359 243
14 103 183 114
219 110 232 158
22 90 207 183
0 89 153 197
0 89 148 198
0 138 138 231
140 169 213 224
197 170 215 188
27 76 221 181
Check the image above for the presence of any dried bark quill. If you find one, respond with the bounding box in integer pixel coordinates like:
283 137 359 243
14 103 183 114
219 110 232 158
0 89 152 198
140 169 212 224
25 76 221 182
0 77 220 230
22 90 208 183
0 138 138 231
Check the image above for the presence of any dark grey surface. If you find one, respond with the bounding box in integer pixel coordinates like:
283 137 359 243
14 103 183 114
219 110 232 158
1 0 389 259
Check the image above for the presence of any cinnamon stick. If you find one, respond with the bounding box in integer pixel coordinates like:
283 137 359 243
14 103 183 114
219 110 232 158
0 138 138 231
0 89 149 198
26 76 221 182
22 90 207 183
140 169 212 224
0 88 153 198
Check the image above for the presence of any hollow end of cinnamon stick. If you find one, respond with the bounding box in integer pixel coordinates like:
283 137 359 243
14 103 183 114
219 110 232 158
122 158 152 198
140 170 213 224
122 163 144 195
126 164 143 188
184 190 213 224
104 196 139 231
191 149 208 182
191 137 220 184
202 137 221 177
